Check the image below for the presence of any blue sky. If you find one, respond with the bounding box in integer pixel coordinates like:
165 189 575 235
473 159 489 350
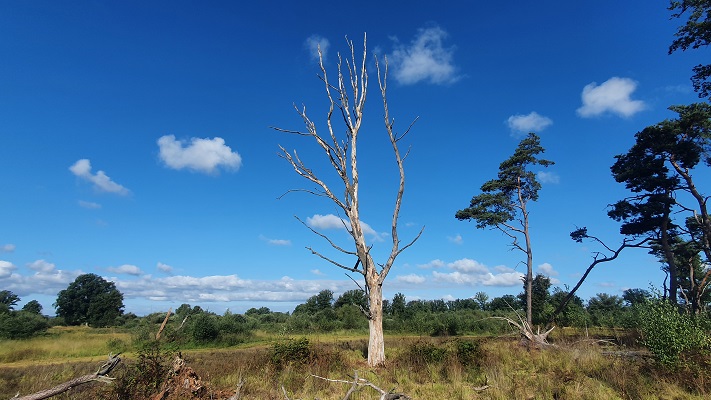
1 1 708 316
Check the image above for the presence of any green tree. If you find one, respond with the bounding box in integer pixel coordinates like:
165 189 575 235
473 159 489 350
456 132 554 328
474 291 489 310
622 288 652 306
334 289 368 310
518 274 552 326
587 293 625 327
21 299 42 315
0 290 20 314
669 0 711 98
489 294 522 311
549 288 587 327
0 311 50 339
391 293 406 317
610 104 711 305
54 273 124 327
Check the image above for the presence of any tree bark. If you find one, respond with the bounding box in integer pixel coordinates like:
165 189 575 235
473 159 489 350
367 281 385 366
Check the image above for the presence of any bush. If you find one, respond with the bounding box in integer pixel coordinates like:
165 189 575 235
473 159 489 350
270 337 313 366
638 299 711 367
0 311 49 339
191 313 219 343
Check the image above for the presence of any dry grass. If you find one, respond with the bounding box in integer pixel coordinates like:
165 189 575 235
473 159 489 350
2 329 710 399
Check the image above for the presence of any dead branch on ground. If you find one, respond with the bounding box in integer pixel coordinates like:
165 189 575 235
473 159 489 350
12 353 121 400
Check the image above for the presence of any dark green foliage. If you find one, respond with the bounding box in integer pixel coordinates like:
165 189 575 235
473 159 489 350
622 288 652 306
550 289 588 327
190 313 219 343
54 273 124 327
0 290 19 314
588 293 625 327
270 337 313 367
404 340 448 364
669 0 711 97
519 274 552 325
0 311 49 339
21 300 42 314
455 339 482 367
390 292 406 317
489 294 522 311
334 289 367 310
455 133 554 227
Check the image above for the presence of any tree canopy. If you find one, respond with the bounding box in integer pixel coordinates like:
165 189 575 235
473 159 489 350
54 273 125 327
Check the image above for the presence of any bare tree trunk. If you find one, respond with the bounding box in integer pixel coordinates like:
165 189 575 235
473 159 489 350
367 281 385 366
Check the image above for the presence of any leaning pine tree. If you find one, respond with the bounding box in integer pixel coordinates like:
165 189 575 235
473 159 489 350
274 35 422 367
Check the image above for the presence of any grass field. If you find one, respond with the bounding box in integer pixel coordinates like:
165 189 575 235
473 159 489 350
1 326 709 399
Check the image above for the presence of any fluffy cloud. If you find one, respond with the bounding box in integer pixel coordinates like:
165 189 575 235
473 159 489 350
506 112 553 134
389 26 460 85
107 264 143 276
157 135 242 174
396 274 427 284
430 258 524 287
0 261 16 279
306 214 387 242
537 171 560 184
576 77 646 118
27 260 56 273
0 244 15 253
536 262 560 284
69 159 130 195
305 34 329 62
156 262 173 274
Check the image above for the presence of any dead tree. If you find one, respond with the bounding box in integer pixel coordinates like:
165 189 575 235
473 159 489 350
12 354 121 400
281 371 411 400
274 35 422 367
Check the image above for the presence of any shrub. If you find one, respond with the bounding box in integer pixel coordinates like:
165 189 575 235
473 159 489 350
0 311 49 339
270 337 313 366
191 313 219 343
638 299 711 367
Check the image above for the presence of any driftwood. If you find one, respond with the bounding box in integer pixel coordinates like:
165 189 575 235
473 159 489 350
12 353 121 400
281 371 411 400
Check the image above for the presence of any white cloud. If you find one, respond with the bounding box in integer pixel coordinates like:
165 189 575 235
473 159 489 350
157 135 242 174
305 214 387 242
305 34 329 62
418 259 446 269
260 235 292 246
447 234 463 244
537 171 560 184
396 274 427 284
0 261 16 279
480 272 524 286
0 244 15 253
310 269 324 276
107 264 143 276
389 26 460 85
448 258 489 274
69 159 130 195
78 200 101 209
27 259 56 273
156 262 173 274
506 112 553 134
429 258 524 287
536 262 558 276
576 77 646 118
